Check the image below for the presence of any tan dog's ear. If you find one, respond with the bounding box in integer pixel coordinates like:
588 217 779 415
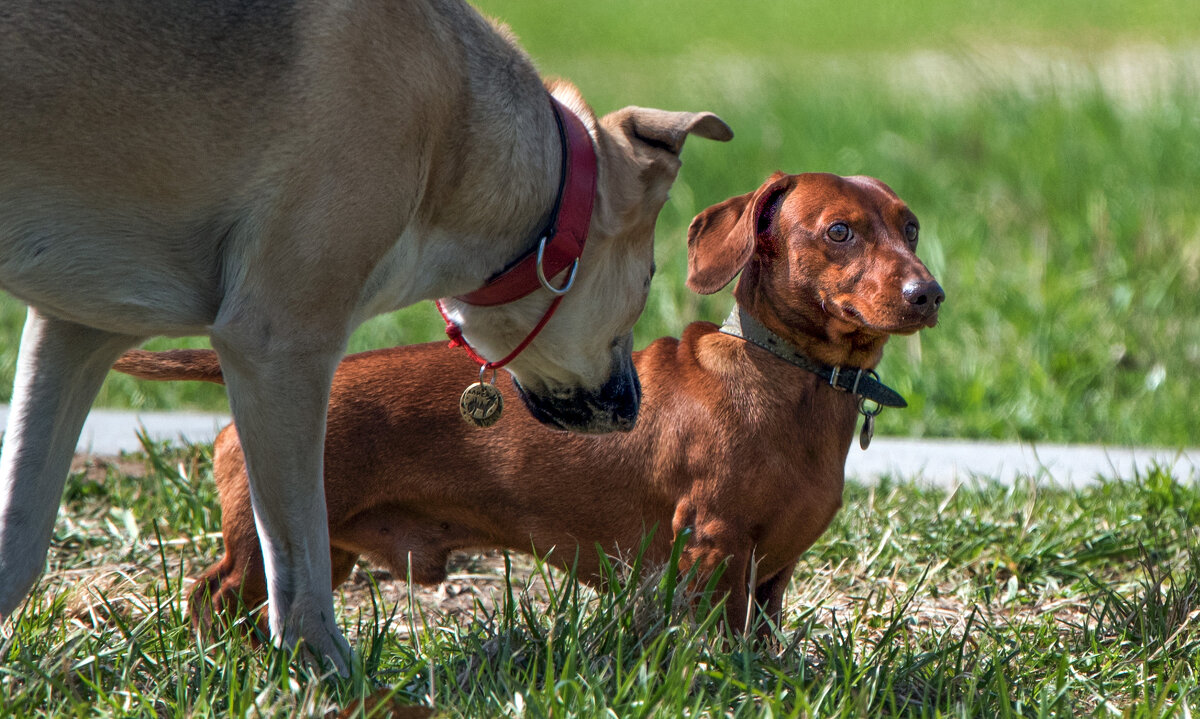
618 107 733 154
686 172 794 294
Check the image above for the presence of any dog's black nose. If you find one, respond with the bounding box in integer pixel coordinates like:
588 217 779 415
903 279 945 310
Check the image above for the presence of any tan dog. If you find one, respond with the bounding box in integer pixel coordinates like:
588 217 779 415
113 172 942 635
0 1 731 670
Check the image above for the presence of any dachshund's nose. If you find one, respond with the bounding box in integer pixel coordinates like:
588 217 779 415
902 279 945 313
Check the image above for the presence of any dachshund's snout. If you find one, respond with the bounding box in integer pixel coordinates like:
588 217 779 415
902 278 945 315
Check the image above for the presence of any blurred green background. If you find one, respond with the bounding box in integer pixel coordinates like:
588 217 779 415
2 0 1198 446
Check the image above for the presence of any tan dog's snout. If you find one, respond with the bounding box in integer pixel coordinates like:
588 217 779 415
514 348 641 434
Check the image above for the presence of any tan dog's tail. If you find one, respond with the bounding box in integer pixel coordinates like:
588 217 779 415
113 349 226 385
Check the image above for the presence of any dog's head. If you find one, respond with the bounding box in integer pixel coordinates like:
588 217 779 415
450 85 732 433
686 172 943 364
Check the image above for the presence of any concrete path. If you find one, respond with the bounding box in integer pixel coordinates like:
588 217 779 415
1 404 1196 486
845 437 1198 487
0 404 231 457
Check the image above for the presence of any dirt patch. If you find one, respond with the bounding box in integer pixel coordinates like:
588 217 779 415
335 550 551 642
70 453 149 483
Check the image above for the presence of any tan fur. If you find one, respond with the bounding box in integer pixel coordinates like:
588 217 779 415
114 172 943 635
0 0 730 671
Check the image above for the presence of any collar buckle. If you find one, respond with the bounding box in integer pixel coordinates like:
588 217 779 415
828 366 878 396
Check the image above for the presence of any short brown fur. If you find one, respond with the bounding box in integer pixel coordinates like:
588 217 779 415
115 172 943 633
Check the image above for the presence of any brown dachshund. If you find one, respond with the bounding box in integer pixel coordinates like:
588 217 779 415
113 172 943 633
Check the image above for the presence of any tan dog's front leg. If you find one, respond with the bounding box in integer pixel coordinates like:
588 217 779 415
211 318 351 675
0 309 141 617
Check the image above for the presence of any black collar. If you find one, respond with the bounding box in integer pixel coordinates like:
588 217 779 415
718 304 907 409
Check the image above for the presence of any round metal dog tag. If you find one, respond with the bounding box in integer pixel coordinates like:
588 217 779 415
460 381 503 427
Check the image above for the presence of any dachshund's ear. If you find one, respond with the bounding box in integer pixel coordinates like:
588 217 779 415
686 172 793 294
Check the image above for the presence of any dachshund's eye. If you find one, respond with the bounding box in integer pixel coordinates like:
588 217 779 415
826 222 851 243
904 222 919 245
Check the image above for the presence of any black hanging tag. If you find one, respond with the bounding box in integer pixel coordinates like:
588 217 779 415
859 413 875 450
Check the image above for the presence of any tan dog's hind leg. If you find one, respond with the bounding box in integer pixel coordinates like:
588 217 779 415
0 309 141 616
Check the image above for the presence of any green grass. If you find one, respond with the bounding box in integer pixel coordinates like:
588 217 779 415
469 0 1200 60
1 440 1197 717
2 3 1199 447
3 4 1199 717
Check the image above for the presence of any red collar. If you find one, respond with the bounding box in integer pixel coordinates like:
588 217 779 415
454 95 598 307
436 94 598 375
